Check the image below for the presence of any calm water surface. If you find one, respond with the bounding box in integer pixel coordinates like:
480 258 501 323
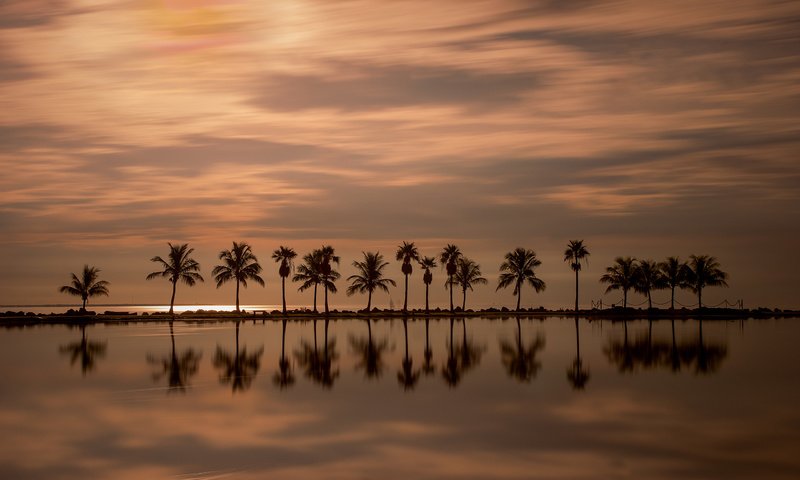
1 316 798 479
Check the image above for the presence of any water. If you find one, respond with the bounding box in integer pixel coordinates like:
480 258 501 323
1 316 798 479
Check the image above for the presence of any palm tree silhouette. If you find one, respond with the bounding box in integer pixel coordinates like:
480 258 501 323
146 243 204 314
212 320 264 393
660 257 689 311
633 259 667 310
566 316 590 389
346 251 396 312
396 241 420 313
273 317 295 389
272 246 297 315
59 265 110 311
599 257 637 309
212 242 264 312
319 245 340 315
684 255 729 309
295 319 339 388
440 244 462 313
293 250 323 313
564 240 590 312
419 256 437 314
59 324 107 375
497 247 546 312
452 257 487 311
146 321 202 393
398 318 421 390
499 316 545 382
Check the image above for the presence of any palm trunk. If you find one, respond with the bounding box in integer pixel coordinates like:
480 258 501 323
169 280 177 314
671 286 675 311
575 269 579 312
698 287 703 310
623 289 628 309
313 283 318 313
425 283 430 314
516 280 522 312
648 291 652 310
367 290 372 312
449 276 454 312
324 281 329 315
462 287 466 311
235 281 240 312
403 274 408 312
281 276 287 315
82 297 87 311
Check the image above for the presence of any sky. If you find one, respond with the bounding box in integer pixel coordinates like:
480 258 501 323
1 0 799 310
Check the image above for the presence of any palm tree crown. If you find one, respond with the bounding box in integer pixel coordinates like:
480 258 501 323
633 259 667 310
564 240 590 312
272 246 298 314
440 244 462 312
59 265 110 310
293 250 325 313
452 257 487 311
146 243 204 314
396 241 419 312
659 256 689 310
599 256 637 309
497 248 546 311
347 251 396 311
684 255 729 309
212 241 264 312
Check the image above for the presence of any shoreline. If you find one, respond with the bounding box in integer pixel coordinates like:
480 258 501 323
1 306 797 326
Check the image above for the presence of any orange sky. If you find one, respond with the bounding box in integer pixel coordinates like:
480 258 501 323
1 0 799 309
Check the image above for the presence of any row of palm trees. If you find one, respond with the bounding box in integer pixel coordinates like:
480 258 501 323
58 240 728 313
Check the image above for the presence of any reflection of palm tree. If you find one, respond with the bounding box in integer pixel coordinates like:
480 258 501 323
633 259 666 310
272 246 297 315
146 243 204 315
212 321 264 393
273 318 295 389
350 319 389 379
600 257 637 309
396 241 420 313
146 321 202 393
397 318 421 390
59 324 107 375
566 317 589 389
497 248 546 312
293 250 323 313
419 257 437 314
564 240 590 312
422 317 435 376
346 252 396 312
212 242 265 312
500 316 545 382
59 265 110 311
295 318 339 388
684 255 729 310
452 257 487 311
440 244 461 313
442 318 461 387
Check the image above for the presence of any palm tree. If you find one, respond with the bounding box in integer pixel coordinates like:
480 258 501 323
419 256 437 314
452 257 487 311
660 256 689 311
497 247 546 311
146 321 202 393
684 255 729 309
346 251 396 312
599 257 637 309
634 259 667 310
293 250 323 313
272 246 297 315
440 244 462 312
146 243 204 314
396 241 420 313
564 240 590 312
319 245 340 315
212 241 264 312
59 265 110 311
